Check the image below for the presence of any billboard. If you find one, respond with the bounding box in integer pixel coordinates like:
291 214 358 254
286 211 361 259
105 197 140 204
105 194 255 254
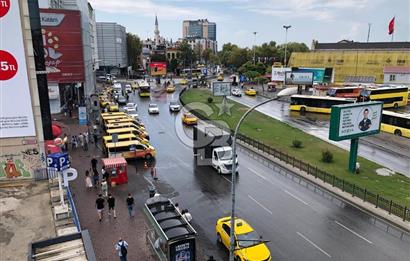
329 102 383 141
39 9 84 83
212 82 231 96
271 67 291 82
149 62 167 76
0 0 36 138
285 72 314 85
295 68 325 83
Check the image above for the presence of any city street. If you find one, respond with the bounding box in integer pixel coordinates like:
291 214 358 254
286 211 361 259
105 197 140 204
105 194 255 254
228 93 410 176
82 81 410 260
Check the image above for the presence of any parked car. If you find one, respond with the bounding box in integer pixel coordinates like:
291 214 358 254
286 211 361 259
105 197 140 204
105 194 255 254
125 84 132 93
148 103 159 114
124 102 137 112
231 88 242 97
126 109 139 119
108 102 119 112
117 95 127 105
169 101 181 112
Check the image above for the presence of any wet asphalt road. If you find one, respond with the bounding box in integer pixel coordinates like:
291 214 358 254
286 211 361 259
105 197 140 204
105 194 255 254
120 81 410 261
228 94 410 176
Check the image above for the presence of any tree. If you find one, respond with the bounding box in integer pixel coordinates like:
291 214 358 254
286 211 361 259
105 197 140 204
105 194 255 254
244 70 260 81
227 48 249 69
218 43 239 67
255 76 269 91
126 33 142 70
202 49 212 65
277 42 309 65
177 40 195 68
168 58 178 73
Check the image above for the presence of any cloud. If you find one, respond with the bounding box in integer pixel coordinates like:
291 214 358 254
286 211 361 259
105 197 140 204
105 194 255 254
339 22 362 41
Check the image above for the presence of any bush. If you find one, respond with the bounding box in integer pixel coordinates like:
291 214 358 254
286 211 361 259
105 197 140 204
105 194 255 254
292 139 303 148
207 97 213 103
322 150 333 163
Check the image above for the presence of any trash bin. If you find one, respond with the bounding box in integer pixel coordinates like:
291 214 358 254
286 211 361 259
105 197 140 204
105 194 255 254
149 186 156 198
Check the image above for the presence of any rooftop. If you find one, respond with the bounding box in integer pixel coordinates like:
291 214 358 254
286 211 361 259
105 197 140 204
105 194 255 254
313 41 410 51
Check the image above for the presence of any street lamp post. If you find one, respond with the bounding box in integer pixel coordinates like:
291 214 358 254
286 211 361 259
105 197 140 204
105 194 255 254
283 25 291 66
253 32 257 65
229 96 279 261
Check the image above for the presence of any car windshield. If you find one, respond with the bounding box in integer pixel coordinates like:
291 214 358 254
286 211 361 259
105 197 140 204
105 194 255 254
170 101 178 105
186 114 195 119
128 110 137 115
237 231 262 248
217 149 232 160
149 104 157 108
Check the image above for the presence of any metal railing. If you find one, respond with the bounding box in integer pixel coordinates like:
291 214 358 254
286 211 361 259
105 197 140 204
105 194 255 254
179 91 410 222
66 187 82 232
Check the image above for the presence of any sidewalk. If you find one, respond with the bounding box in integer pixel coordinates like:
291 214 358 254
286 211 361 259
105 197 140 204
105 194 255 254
55 114 156 261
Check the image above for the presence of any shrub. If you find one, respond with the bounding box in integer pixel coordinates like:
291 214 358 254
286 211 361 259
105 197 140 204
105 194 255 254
322 150 333 163
207 97 213 103
292 139 303 148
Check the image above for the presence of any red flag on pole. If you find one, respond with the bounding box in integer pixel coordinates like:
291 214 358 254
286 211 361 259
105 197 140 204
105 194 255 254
388 17 395 35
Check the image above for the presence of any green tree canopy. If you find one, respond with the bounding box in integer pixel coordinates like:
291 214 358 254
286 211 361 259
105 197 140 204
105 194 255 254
126 33 142 70
177 40 195 68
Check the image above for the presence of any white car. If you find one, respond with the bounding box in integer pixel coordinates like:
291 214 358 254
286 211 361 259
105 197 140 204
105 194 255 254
169 101 181 112
125 84 132 93
124 102 137 112
127 109 139 119
148 103 159 114
231 88 242 97
113 82 121 88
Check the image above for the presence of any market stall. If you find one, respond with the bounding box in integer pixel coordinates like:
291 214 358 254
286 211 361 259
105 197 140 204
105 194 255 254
101 157 128 185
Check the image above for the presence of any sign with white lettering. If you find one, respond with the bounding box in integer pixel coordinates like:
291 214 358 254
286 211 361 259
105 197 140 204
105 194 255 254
329 102 382 141
285 72 314 85
212 82 231 96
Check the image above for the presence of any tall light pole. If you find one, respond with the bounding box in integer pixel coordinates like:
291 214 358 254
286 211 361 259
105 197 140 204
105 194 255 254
253 31 257 65
283 25 291 66
229 96 279 261
367 23 372 42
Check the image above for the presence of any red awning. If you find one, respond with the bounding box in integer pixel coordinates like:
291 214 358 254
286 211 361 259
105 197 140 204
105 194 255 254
102 157 127 168
52 124 62 138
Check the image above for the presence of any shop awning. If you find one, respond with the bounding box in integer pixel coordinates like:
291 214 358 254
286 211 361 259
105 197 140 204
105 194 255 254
102 157 127 168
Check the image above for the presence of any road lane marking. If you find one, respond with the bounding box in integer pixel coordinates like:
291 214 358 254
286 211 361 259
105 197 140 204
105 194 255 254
284 190 310 206
143 176 155 187
248 195 273 215
222 176 232 184
334 221 373 244
247 167 268 180
297 232 332 258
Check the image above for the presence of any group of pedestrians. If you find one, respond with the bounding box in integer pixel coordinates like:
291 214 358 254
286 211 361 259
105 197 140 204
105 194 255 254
94 193 135 221
66 131 90 151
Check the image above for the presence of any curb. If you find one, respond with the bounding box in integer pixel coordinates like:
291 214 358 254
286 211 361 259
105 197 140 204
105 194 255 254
238 140 410 233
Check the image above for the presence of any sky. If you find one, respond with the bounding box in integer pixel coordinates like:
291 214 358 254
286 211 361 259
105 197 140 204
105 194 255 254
89 0 410 49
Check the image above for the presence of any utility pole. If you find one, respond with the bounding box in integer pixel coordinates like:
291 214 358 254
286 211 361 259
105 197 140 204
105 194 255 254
367 23 372 42
253 32 257 65
283 25 291 66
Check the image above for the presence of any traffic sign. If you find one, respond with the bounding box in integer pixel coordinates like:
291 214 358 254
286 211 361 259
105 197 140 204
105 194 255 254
46 152 70 171
212 82 231 96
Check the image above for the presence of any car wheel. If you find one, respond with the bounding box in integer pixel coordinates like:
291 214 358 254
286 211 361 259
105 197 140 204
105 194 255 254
393 103 399 110
217 233 222 244
394 129 402 136
217 167 222 174
145 154 152 160
300 107 306 113
234 256 241 261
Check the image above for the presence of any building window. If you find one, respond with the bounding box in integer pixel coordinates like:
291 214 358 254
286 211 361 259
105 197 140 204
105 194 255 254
389 74 396 81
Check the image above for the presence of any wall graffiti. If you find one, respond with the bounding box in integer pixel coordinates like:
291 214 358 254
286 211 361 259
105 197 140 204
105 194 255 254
0 145 44 180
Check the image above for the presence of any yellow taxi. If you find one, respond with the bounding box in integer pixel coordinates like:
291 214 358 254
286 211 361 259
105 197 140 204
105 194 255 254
108 102 119 112
245 88 257 96
182 112 198 125
131 81 139 90
180 78 188 85
166 84 176 93
217 74 224 81
216 217 271 261
100 99 110 108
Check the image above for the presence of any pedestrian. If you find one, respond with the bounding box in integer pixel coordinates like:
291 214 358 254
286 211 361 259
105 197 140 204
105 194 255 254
93 132 98 146
101 178 108 198
78 133 84 150
91 157 98 172
107 193 117 218
62 133 68 152
68 102 73 118
95 194 105 222
175 203 180 213
126 193 134 217
115 238 128 261
85 170 93 190
93 168 99 187
71 135 78 150
83 131 89 151
181 209 192 222
150 166 158 180
102 166 109 184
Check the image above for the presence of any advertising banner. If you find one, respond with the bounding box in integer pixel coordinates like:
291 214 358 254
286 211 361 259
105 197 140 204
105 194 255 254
149 62 167 76
285 72 314 85
295 68 325 83
0 0 36 138
212 82 231 96
271 67 291 82
39 9 84 83
329 102 382 141
78 106 87 125
169 238 196 261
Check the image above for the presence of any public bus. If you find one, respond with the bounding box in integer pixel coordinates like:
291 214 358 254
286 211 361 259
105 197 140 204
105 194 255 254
105 141 156 160
106 127 150 140
138 80 151 97
181 68 202 78
290 95 356 114
327 86 363 98
381 110 410 138
360 86 409 109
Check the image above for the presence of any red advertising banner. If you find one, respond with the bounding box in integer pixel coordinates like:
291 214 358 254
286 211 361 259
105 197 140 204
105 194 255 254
39 9 84 83
149 62 167 76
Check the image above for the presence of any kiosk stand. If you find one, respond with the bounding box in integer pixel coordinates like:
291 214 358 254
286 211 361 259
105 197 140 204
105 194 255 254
101 157 128 185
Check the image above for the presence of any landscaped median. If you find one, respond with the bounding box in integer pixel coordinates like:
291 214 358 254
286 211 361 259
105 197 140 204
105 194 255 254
180 88 410 210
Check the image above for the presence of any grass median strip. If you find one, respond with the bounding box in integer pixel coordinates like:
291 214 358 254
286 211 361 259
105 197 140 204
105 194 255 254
181 89 410 207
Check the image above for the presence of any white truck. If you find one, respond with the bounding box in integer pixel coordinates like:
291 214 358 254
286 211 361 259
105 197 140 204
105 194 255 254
193 124 238 174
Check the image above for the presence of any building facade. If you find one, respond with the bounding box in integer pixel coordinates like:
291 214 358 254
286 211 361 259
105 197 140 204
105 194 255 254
289 41 410 84
96 22 128 75
182 19 217 54
383 67 410 84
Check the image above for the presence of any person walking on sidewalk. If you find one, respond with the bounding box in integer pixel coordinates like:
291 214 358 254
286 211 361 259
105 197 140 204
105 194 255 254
92 168 100 187
115 238 128 261
107 193 117 218
101 178 108 198
95 194 105 222
78 133 84 150
126 193 135 217
83 131 89 151
62 133 68 152
91 157 98 172
85 170 93 190
102 166 109 184
71 135 78 150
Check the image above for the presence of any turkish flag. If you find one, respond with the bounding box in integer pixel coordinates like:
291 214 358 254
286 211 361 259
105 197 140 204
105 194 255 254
388 17 395 35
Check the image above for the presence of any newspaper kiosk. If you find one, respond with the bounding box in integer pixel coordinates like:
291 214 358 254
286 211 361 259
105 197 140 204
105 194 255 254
101 157 128 185
144 196 197 261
